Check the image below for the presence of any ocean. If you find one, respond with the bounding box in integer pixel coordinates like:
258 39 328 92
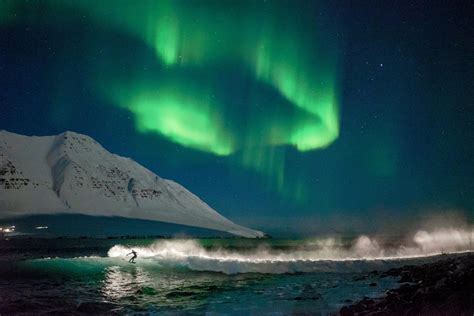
0 233 472 314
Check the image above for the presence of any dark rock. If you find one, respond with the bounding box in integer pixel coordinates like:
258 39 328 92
340 253 474 315
360 297 375 306
340 306 354 316
399 270 413 283
434 277 446 289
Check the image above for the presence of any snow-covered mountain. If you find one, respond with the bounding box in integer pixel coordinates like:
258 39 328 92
0 130 263 238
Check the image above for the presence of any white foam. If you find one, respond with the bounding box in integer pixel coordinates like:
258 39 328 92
107 228 474 274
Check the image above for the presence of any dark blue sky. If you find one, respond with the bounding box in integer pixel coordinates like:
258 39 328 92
1 1 473 235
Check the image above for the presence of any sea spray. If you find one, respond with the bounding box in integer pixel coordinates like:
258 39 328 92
106 228 474 274
7 229 473 314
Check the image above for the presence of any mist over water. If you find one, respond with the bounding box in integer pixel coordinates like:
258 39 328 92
2 226 472 314
107 227 473 274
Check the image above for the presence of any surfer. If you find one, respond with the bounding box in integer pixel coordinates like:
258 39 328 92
127 250 138 263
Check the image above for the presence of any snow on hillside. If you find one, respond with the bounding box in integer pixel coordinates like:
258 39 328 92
0 130 263 238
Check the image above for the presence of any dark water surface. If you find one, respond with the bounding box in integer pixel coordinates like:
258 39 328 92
0 238 457 314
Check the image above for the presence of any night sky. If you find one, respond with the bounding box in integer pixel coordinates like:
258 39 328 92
1 1 473 235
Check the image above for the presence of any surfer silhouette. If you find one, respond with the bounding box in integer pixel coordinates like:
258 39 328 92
127 250 138 263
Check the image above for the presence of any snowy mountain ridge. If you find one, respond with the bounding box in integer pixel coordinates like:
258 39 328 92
0 130 263 238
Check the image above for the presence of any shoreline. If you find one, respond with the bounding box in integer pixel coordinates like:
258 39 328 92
340 253 474 315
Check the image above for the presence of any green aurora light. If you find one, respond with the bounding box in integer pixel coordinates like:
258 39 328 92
2 0 341 202
72 0 341 154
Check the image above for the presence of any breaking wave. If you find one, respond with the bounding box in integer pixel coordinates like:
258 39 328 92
107 228 474 274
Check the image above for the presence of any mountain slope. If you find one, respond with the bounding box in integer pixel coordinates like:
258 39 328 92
0 130 263 238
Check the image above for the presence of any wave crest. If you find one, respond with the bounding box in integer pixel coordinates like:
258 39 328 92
107 228 473 274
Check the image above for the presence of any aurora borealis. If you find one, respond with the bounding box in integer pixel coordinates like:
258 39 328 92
1 1 473 234
92 0 341 155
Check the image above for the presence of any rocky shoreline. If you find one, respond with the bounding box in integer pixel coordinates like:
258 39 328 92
340 253 474 315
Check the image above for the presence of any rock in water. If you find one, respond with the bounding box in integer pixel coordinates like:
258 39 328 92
340 254 474 315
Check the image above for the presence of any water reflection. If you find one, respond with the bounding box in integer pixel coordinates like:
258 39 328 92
99 264 229 311
101 265 152 300
4 256 403 314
